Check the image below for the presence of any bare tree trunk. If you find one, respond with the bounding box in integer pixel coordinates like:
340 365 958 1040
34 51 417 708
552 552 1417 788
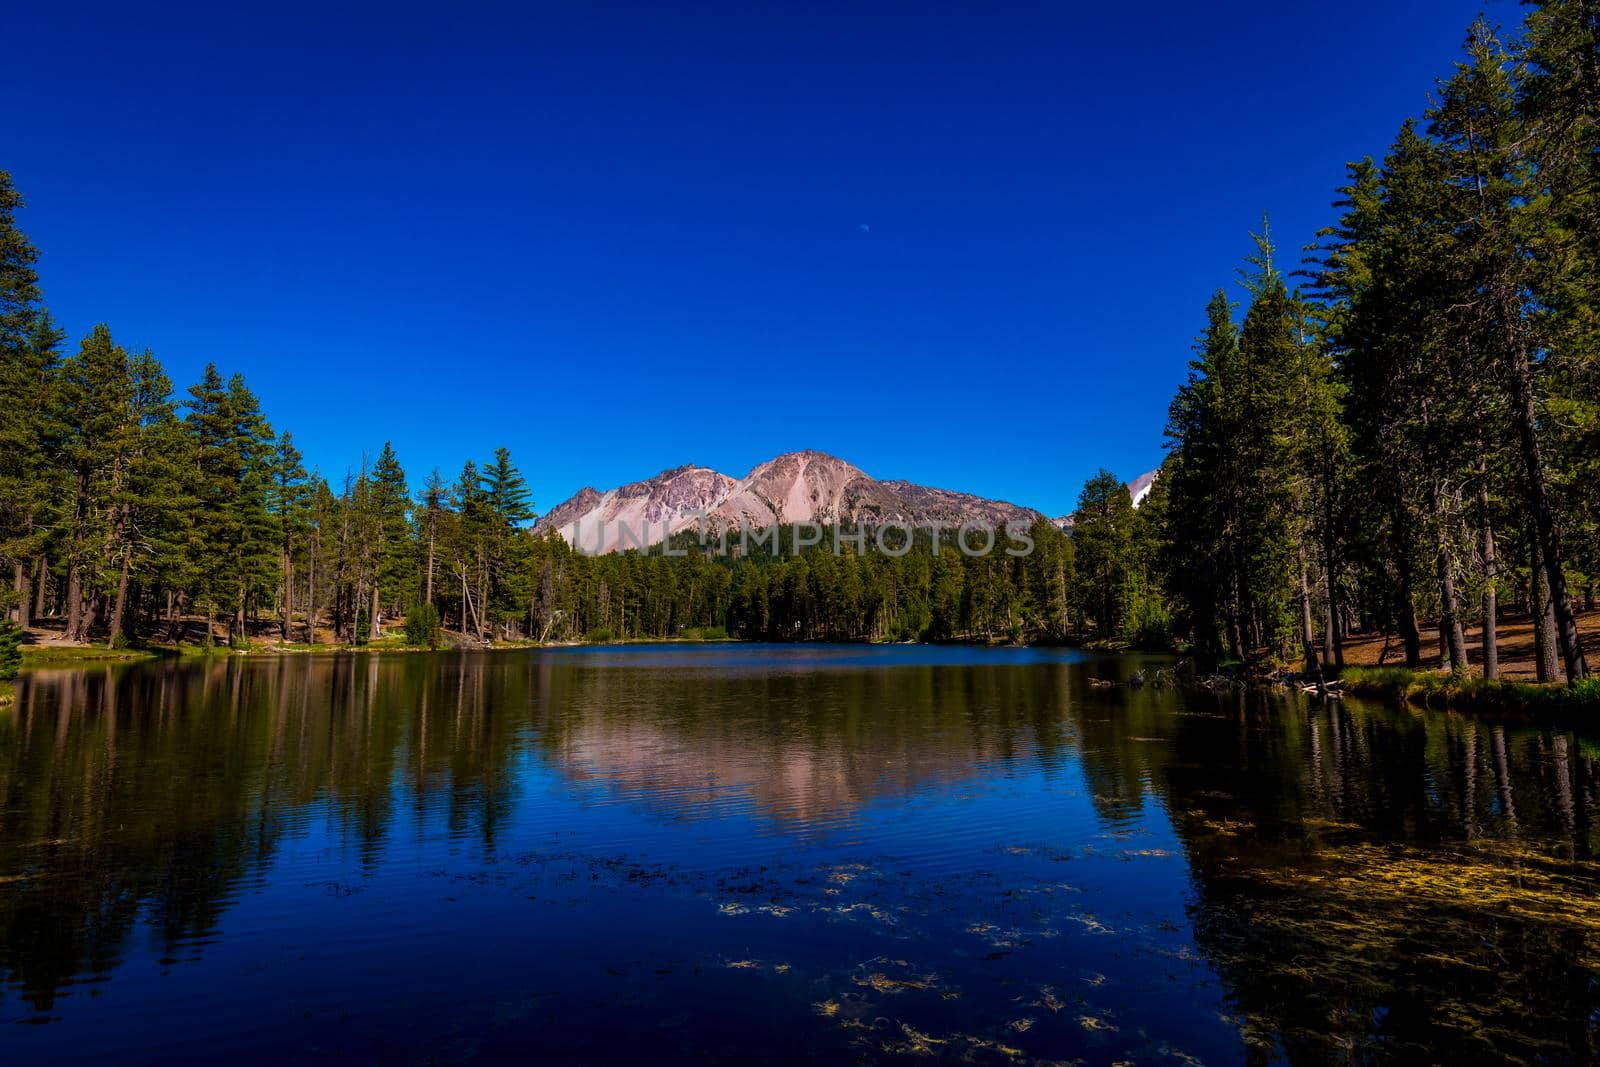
1431 482 1467 672
352 578 364 645
305 552 318 644
63 465 91 641
65 561 84 642
107 543 131 648
473 556 486 639
1532 538 1561 683
1391 501 1424 668
1509 334 1587 681
1298 545 1320 678
425 523 435 605
34 556 47 621
369 583 380 642
1478 475 1498 680
13 565 28 629
457 566 483 641
11 511 32 627
1224 570 1243 662
280 551 293 641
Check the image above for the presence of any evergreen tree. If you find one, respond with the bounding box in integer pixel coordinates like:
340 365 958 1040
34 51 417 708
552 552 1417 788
368 442 412 638
1070 470 1136 638
185 366 276 644
268 433 310 640
0 617 20 680
1431 20 1587 679
0 313 63 627
57 325 135 641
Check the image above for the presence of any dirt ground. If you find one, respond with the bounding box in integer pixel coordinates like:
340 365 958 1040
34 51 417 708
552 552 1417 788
1340 607 1600 681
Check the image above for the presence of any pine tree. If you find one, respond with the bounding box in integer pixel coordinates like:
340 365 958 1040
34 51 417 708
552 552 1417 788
0 313 63 627
1163 290 1242 662
104 347 183 645
0 174 51 627
185 366 276 645
479 448 533 637
416 469 449 610
0 617 20 680
1432 19 1588 680
57 325 135 641
449 460 487 640
368 442 412 639
1070 470 1135 638
268 433 310 641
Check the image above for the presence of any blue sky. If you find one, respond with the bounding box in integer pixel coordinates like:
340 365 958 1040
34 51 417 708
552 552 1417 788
7 0 1490 516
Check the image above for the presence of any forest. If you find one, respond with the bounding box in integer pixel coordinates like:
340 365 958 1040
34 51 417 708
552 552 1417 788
1156 6 1597 686
0 3 1595 687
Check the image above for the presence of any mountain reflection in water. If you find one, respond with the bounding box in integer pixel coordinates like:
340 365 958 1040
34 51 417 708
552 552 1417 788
1 645 1597 1064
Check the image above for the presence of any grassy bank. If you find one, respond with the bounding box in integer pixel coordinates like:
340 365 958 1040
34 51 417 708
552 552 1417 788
19 645 170 668
1341 666 1600 716
15 629 741 666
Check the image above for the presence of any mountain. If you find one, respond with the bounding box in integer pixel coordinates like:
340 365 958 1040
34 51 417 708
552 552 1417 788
877 481 1039 529
536 450 1047 553
1126 469 1158 507
538 465 738 552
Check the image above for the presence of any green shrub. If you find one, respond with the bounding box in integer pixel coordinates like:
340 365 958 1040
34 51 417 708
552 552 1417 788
0 619 21 681
1126 598 1175 650
1341 666 1600 712
584 627 613 644
403 603 442 649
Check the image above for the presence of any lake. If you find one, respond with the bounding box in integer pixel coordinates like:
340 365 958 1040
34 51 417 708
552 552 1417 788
2 645 1597 1063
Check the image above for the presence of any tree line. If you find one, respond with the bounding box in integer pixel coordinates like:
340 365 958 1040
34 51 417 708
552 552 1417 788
0 153 1186 653
1 3 1592 680
1155 4 1597 684
0 172 1129 651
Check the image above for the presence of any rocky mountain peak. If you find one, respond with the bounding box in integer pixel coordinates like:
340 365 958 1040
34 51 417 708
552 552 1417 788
535 452 1141 554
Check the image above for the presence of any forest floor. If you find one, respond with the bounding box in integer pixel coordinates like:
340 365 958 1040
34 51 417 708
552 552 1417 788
1338 607 1600 682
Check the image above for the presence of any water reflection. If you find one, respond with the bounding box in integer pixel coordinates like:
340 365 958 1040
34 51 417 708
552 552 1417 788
1 648 1597 1062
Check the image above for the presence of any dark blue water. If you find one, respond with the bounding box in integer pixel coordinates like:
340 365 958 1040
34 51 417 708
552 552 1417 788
2 645 1597 1063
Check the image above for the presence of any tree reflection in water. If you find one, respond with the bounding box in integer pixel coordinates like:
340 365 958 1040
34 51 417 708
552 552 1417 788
0 649 1595 1062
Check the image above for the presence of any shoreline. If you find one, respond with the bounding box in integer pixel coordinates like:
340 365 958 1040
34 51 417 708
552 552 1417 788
17 642 1598 720
1336 666 1599 719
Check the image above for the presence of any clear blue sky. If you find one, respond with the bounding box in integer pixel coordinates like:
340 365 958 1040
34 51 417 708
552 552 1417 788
7 0 1492 517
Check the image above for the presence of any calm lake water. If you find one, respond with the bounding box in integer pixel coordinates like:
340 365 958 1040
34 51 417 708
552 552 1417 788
2 645 1598 1064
